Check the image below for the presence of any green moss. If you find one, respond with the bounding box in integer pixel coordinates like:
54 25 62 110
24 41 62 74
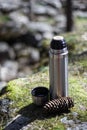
5 62 87 127
0 15 10 23
1 25 87 129
7 71 49 109
63 32 87 55
75 17 87 31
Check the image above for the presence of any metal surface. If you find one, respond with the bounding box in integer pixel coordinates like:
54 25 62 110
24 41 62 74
49 36 68 99
31 87 49 106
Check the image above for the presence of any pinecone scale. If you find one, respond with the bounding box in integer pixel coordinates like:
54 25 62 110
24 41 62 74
43 97 74 113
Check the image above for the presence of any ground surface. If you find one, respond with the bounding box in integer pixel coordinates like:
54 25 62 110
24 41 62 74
0 31 87 130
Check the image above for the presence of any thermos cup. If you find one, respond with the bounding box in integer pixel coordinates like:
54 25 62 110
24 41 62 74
49 36 68 99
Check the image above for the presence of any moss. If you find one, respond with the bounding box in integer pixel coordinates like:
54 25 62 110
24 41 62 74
3 59 86 130
1 25 87 129
75 17 87 31
41 30 87 60
7 70 49 109
0 15 10 23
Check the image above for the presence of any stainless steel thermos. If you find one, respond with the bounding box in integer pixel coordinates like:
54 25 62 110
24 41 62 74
49 36 68 99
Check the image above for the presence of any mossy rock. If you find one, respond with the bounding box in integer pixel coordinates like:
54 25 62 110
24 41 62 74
41 30 87 56
0 58 86 130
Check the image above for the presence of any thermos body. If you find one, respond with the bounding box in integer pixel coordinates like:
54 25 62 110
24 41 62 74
49 36 68 99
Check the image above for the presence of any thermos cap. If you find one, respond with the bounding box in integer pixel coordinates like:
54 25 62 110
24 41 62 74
50 36 67 50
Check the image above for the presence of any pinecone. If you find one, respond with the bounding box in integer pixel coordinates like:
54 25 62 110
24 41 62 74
43 97 74 113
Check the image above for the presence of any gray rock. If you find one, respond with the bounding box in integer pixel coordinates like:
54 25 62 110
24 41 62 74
18 57 29 66
67 127 79 130
0 12 30 40
43 32 53 39
13 42 26 52
0 42 15 60
17 66 32 78
74 11 87 18
9 47 16 60
8 11 30 34
35 33 42 41
16 47 30 58
60 117 68 124
78 122 87 130
0 0 22 12
17 47 40 64
73 1 87 11
55 15 66 24
72 112 78 118
0 81 7 91
67 128 72 130
5 115 29 130
28 22 53 33
0 42 9 52
33 5 57 16
0 99 10 118
61 117 75 126
0 42 10 61
20 124 32 130
53 15 66 33
9 11 30 27
44 0 62 9
0 60 18 81
0 21 25 40
29 48 40 63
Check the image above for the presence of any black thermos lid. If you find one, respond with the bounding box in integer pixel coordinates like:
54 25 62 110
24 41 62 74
50 36 67 50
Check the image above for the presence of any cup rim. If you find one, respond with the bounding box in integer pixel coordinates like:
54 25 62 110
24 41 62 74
31 86 49 97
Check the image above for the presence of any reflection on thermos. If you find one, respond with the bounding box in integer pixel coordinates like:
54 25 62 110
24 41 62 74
49 36 68 100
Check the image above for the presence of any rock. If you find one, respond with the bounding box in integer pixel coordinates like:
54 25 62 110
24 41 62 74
0 0 22 13
15 33 39 47
9 48 16 60
1 57 87 129
33 5 57 16
0 42 10 61
0 42 15 61
0 99 10 118
35 33 42 41
13 42 25 52
17 47 40 64
53 15 66 33
44 0 62 9
28 22 53 33
82 32 87 41
77 122 87 130
0 12 30 40
74 11 87 18
18 57 29 66
0 81 7 92
5 115 29 130
72 112 78 119
68 120 75 126
43 32 53 39
9 11 30 27
29 48 40 64
0 60 18 81
8 11 30 35
61 118 75 126
67 128 72 130
55 15 66 24
60 117 68 124
17 66 32 78
0 21 22 40
73 1 87 11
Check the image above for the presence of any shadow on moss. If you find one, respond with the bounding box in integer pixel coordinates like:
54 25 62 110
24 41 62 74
18 103 70 122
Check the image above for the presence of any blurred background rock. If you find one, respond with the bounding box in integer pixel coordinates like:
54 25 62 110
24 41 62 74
0 0 87 86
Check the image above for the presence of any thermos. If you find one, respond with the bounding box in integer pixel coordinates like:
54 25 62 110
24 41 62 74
49 36 68 99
